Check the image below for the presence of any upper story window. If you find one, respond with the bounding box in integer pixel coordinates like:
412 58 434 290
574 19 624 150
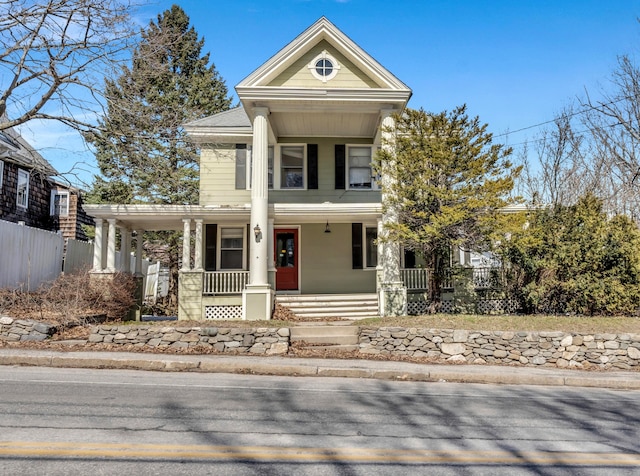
280 145 304 189
50 190 69 216
348 146 376 190
17 169 29 209
309 50 340 82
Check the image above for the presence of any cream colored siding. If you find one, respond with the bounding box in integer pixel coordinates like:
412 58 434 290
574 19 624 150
300 223 376 294
268 41 382 89
270 137 381 204
199 145 251 206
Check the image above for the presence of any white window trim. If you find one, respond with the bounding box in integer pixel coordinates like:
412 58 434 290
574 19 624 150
50 190 70 216
0 160 4 189
16 168 29 209
217 225 246 271
346 145 378 191
363 224 378 270
308 50 340 82
274 144 306 190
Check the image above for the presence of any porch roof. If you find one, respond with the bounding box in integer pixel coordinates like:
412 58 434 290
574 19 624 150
83 202 382 231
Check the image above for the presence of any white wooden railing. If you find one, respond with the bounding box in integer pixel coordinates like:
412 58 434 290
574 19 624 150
401 268 429 290
203 271 249 295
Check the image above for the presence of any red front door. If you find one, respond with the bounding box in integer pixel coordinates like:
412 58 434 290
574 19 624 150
275 229 298 291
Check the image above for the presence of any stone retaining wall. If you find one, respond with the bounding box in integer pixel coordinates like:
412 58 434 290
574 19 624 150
89 325 290 355
0 316 56 342
360 327 640 370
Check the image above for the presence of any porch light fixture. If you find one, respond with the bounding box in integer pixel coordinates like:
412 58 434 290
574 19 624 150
253 224 261 242
324 221 331 233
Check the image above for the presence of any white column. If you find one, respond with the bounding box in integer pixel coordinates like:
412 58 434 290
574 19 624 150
380 110 402 284
194 219 203 271
182 219 191 271
135 229 143 276
92 218 104 272
120 227 131 272
249 107 270 286
106 218 117 272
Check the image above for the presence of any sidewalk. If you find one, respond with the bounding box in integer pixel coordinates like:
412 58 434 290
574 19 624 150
0 348 639 390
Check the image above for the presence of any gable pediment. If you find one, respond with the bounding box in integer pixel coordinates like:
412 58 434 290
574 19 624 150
236 17 410 93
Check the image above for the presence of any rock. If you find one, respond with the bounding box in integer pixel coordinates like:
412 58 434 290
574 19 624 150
0 316 13 325
627 346 640 360
441 343 466 355
447 354 466 363
560 335 573 347
266 342 289 355
453 330 468 343
493 350 508 358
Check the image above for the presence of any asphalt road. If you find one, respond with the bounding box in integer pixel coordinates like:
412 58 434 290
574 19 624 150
0 366 639 475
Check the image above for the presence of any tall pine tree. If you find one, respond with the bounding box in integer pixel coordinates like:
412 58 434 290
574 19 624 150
86 5 232 313
87 4 232 205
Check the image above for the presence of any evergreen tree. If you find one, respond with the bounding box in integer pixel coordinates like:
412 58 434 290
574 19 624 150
376 106 522 307
87 4 232 204
86 5 232 313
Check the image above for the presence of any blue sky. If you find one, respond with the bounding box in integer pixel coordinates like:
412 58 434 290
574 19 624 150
19 0 640 186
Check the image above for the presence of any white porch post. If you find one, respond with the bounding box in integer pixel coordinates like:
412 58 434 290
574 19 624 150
181 219 191 271
92 218 104 272
379 109 407 317
243 106 274 320
134 229 143 276
194 219 203 271
106 218 117 272
120 227 131 272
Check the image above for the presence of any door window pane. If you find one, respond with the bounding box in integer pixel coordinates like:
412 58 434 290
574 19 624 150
276 233 295 267
365 227 377 268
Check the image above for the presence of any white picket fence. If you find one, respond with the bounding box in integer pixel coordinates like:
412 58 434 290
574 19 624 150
0 220 65 291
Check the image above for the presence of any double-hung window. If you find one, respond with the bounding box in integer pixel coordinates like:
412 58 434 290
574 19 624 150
280 145 304 189
50 191 70 216
348 146 374 189
219 227 244 270
16 169 29 209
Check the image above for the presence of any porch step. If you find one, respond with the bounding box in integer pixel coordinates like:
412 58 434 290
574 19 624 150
276 294 379 320
290 325 360 346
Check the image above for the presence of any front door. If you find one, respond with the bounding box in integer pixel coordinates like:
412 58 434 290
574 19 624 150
275 229 298 291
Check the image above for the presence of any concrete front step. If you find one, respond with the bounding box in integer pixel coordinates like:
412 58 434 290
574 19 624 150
290 325 359 345
276 294 379 320
296 344 360 352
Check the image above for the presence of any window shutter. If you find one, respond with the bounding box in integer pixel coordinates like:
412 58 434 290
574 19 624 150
335 144 345 190
205 224 217 271
404 249 416 269
235 144 247 190
352 223 363 269
246 224 251 271
307 144 318 189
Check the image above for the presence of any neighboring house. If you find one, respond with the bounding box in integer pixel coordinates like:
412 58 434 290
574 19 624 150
0 122 93 240
84 17 424 320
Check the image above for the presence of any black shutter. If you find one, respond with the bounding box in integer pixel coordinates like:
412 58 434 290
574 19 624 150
404 249 416 269
307 144 318 189
205 224 217 271
335 144 345 189
352 223 363 269
246 224 250 271
235 144 247 190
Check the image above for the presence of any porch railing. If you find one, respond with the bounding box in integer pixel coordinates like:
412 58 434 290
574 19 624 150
203 271 249 295
401 267 502 291
401 268 429 291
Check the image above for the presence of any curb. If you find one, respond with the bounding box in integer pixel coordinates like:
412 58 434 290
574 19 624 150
0 350 639 390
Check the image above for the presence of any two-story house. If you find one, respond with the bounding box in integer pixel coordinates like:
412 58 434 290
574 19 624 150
85 17 419 320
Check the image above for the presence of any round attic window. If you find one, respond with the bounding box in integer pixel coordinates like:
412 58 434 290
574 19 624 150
309 51 339 82
315 58 333 77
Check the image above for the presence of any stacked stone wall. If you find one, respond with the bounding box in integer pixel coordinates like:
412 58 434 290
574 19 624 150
0 316 56 342
360 327 640 370
89 325 289 355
